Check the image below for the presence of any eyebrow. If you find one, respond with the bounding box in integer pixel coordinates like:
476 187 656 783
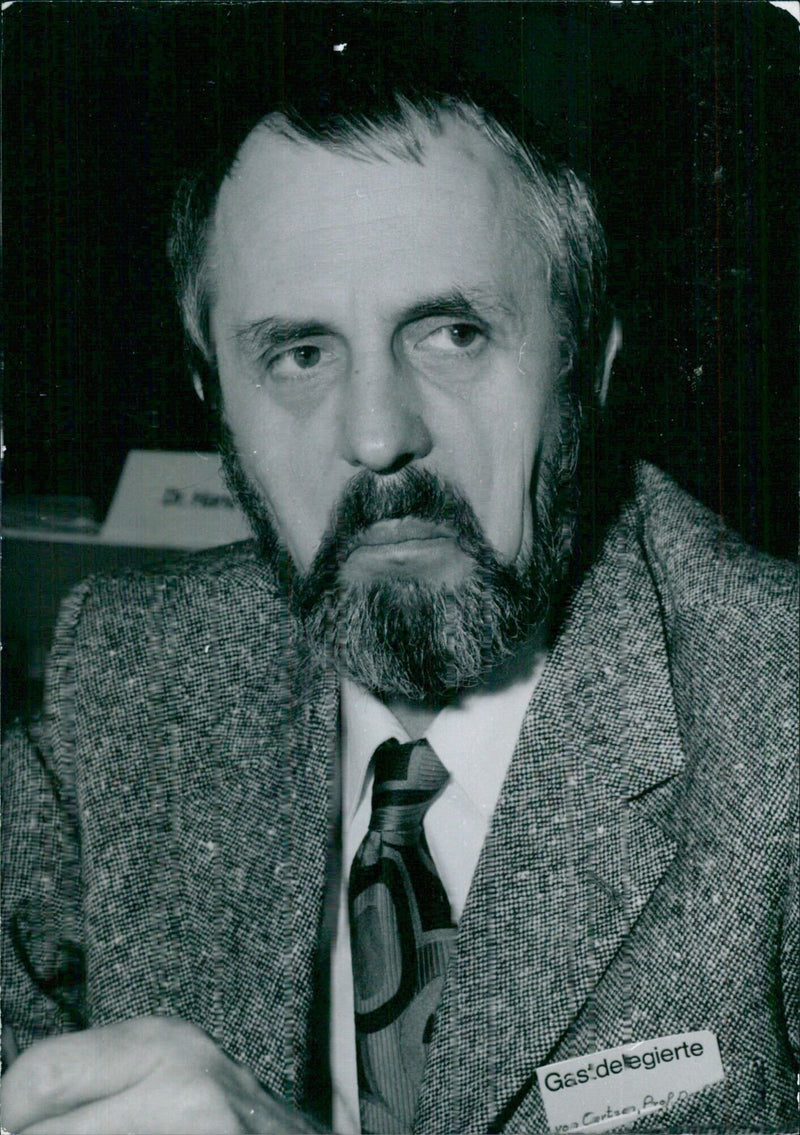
232 319 332 359
232 286 517 357
398 288 516 327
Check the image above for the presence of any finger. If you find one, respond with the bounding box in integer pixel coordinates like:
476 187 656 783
234 1091 331 1135
20 1079 244 1135
19 1088 141 1135
17 1078 327 1135
2 1019 165 1131
17 1085 240 1135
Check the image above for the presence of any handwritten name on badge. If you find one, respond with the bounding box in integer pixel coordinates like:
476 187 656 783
537 1030 724 1133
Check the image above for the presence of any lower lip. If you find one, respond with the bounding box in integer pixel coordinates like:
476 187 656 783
341 536 467 581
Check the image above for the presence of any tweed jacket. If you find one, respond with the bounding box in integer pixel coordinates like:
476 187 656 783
3 463 798 1134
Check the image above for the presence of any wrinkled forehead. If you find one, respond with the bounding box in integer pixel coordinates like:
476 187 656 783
207 115 548 326
223 114 535 238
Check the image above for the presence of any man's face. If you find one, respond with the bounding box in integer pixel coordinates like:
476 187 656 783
210 120 572 699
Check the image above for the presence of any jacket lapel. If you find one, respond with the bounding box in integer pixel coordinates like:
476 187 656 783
281 638 340 1107
416 507 686 1133
185 566 339 1106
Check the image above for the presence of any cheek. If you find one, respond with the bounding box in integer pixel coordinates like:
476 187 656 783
449 385 550 562
487 420 538 558
222 381 285 491
219 376 340 568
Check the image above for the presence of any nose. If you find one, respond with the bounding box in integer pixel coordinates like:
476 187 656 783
340 361 432 474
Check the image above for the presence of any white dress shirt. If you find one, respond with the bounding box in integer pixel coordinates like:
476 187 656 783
331 651 547 1134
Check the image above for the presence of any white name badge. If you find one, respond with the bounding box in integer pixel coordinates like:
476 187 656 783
537 1030 724 1133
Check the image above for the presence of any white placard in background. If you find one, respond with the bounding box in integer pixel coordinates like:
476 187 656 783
100 450 251 549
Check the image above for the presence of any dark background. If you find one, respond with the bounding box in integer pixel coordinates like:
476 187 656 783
4 1 799 557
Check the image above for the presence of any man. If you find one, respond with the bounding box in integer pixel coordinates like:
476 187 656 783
3 75 798 1135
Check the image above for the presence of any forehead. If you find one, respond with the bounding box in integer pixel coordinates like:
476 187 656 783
210 118 544 323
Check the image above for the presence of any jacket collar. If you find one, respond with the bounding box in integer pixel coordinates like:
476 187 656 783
416 498 685 1133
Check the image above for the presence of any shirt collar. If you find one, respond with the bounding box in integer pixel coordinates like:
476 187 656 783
340 678 408 825
339 646 547 828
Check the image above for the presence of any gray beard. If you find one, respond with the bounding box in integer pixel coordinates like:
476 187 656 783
219 415 579 704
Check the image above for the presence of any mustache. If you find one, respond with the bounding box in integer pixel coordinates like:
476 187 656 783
294 466 495 608
331 467 485 551
321 467 489 557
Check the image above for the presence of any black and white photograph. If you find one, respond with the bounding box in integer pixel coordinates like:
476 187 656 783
2 3 799 1133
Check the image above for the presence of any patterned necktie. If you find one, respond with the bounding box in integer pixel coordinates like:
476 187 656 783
349 737 457 1133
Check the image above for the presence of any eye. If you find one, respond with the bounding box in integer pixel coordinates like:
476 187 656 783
288 345 322 368
420 323 485 351
445 323 482 348
265 342 334 382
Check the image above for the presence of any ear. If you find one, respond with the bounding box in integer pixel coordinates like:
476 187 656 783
191 371 206 402
596 316 623 409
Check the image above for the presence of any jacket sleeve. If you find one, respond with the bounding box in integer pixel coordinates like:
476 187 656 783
2 581 93 1051
781 783 800 1070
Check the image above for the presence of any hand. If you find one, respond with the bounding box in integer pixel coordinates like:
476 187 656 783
1 1016 327 1134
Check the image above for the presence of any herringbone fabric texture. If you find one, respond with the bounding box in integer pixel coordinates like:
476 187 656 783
2 464 798 1132
350 738 455 1132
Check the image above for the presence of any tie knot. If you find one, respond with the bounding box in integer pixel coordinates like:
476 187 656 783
369 738 448 838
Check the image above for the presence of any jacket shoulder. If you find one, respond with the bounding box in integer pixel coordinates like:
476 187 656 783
633 464 797 785
54 539 284 640
46 540 292 721
70 539 280 605
634 462 799 614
